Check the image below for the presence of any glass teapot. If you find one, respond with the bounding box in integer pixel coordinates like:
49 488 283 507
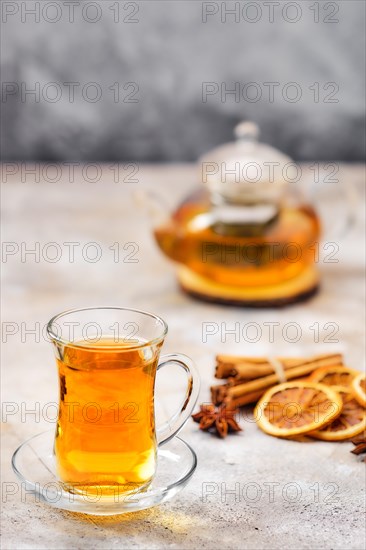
146 122 356 306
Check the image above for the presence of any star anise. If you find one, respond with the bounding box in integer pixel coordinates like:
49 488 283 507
350 435 366 462
192 403 242 438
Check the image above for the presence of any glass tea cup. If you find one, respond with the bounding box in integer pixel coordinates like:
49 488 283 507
47 307 200 498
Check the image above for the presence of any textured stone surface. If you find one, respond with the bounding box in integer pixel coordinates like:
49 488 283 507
1 164 365 549
1 1 365 161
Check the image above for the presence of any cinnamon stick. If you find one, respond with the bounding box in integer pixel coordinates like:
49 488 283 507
215 353 342 380
211 353 343 406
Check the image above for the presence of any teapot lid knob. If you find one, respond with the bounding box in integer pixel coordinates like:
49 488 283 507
234 121 260 141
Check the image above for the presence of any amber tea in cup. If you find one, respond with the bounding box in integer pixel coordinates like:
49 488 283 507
47 307 199 498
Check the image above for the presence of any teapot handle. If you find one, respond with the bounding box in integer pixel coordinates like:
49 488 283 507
304 164 359 242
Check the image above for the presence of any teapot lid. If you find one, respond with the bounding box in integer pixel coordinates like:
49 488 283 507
199 121 293 205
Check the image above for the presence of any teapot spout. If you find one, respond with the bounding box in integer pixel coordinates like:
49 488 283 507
134 189 179 262
134 189 170 228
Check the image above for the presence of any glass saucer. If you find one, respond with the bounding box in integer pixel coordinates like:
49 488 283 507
12 430 197 516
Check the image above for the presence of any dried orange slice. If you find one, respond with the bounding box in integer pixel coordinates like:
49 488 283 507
351 372 366 407
308 365 358 388
255 381 342 438
310 387 366 441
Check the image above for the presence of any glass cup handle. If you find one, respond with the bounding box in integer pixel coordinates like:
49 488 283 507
156 353 200 445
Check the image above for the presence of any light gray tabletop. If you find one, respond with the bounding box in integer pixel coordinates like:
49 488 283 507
1 163 365 549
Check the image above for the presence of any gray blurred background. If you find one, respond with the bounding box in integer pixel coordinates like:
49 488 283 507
1 0 365 162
